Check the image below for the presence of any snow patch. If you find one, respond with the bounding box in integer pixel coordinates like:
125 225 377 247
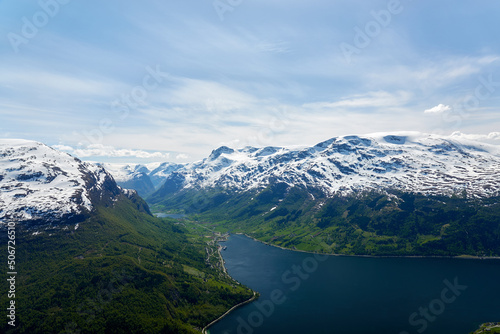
0 140 117 224
163 132 500 199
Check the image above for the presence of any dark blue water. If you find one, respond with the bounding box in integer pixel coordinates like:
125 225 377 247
208 234 500 334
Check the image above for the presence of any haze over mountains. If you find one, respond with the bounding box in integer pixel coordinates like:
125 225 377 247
99 161 184 197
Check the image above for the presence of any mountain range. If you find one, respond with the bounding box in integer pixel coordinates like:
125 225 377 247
99 161 184 197
148 132 500 200
3 133 498 257
1 133 500 333
145 132 500 256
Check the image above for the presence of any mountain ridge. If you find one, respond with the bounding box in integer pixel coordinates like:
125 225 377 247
0 139 129 226
149 132 500 202
146 132 500 257
0 138 254 333
99 161 184 197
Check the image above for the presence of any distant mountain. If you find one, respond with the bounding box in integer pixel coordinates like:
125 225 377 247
0 140 253 333
150 132 500 200
149 132 500 256
101 162 184 197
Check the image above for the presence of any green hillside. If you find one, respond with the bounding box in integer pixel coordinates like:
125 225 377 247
1 194 252 333
150 184 500 257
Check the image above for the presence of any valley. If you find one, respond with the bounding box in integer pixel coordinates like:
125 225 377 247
3 1 500 332
0 140 253 333
143 133 500 258
1 134 499 333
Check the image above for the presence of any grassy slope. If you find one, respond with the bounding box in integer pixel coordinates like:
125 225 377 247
150 184 500 257
0 194 252 333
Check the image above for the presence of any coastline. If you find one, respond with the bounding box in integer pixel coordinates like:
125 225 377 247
202 244 258 334
237 233 500 261
216 245 229 277
202 291 257 334
200 232 500 333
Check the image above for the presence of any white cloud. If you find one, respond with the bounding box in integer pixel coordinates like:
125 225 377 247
148 76 258 113
0 67 121 97
364 55 500 93
175 154 189 160
424 104 451 114
303 91 412 110
52 144 75 151
257 40 291 54
449 131 500 143
3 2 500 163
53 144 171 159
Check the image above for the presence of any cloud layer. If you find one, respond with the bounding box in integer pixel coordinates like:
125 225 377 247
1 1 500 162
53 144 175 161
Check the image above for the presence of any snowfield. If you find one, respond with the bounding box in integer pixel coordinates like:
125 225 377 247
162 132 500 198
1 132 499 225
0 139 117 224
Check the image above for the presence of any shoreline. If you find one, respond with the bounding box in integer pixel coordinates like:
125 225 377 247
237 233 500 261
201 229 500 332
216 245 229 277
201 291 257 334
201 244 258 334
201 231 499 333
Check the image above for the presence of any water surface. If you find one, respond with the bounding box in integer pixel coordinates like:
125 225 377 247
208 234 500 334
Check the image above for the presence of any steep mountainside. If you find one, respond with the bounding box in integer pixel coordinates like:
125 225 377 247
148 133 500 256
0 139 122 226
0 140 253 333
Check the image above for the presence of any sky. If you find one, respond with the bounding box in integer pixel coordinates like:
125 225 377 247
1 0 500 163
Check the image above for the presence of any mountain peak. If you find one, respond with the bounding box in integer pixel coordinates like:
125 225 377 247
150 133 500 200
208 146 235 160
0 140 122 225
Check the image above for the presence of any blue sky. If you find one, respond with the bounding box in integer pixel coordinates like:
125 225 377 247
1 0 500 162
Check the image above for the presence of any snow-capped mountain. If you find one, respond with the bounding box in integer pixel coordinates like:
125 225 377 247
0 139 123 225
100 162 183 196
152 132 500 199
